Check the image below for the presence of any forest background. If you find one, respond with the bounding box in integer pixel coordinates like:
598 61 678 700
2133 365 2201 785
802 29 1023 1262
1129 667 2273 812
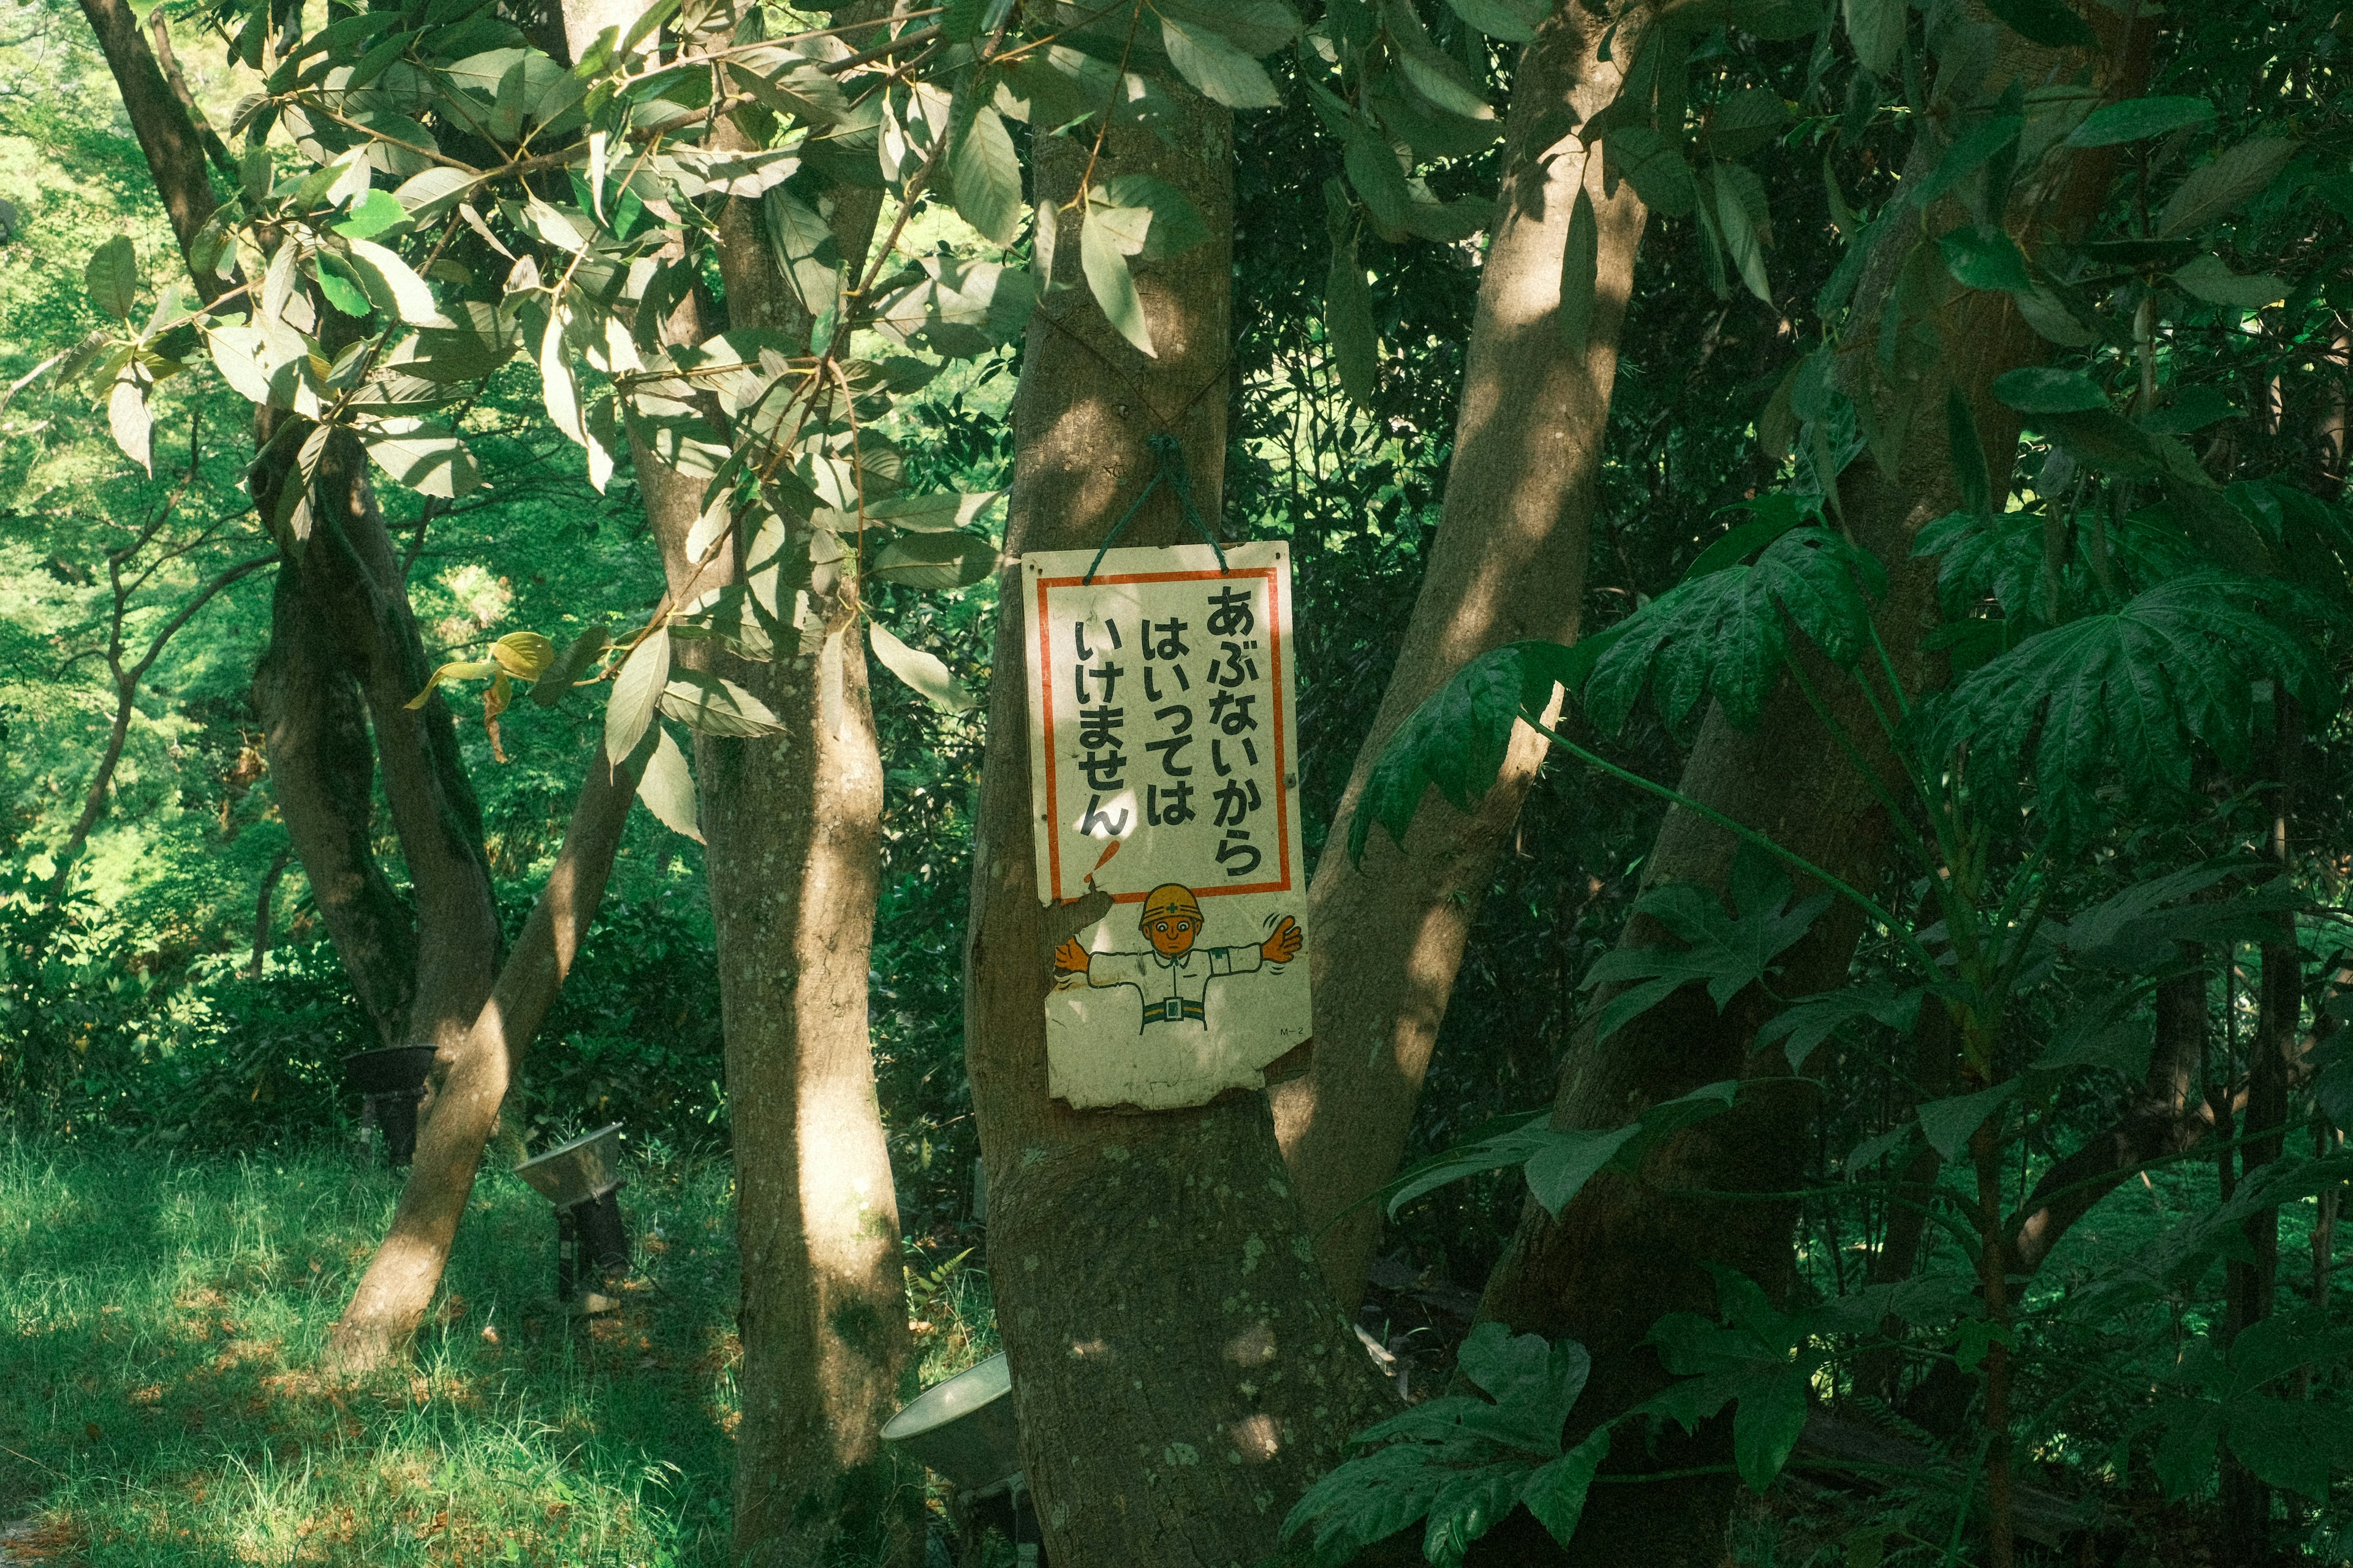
1 0 2349 1562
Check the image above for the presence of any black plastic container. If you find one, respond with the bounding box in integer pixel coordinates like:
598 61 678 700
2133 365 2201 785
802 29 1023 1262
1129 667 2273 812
515 1124 631 1312
341 1047 438 1165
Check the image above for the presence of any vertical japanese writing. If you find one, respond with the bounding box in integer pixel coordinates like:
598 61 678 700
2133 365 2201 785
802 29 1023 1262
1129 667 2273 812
1073 615 1127 836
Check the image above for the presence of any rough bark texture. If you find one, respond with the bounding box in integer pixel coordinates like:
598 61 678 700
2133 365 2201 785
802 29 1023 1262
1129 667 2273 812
962 97 1384 1568
328 741 643 1366
1272 0 1651 1311
625 72 917 1561
1467 13 2145 1565
75 0 227 301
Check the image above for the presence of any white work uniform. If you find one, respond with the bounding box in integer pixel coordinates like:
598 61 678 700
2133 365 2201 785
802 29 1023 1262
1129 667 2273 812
1084 944 1265 1032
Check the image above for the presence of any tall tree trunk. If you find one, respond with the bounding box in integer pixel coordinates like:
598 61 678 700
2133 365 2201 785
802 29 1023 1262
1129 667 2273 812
1468 13 2145 1565
1273 0 1651 1311
329 740 645 1366
612 0 919 1540
962 93 1384 1568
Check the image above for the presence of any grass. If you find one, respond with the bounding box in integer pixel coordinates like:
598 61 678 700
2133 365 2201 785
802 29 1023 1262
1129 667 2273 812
0 1136 999 1566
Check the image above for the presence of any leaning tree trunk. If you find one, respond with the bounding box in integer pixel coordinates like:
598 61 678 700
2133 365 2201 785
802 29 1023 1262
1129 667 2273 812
598 0 919 1543
961 90 1384 1568
1272 0 1651 1312
1468 10 2146 1564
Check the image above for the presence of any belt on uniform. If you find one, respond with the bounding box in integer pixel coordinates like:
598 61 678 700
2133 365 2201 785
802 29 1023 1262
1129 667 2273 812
1145 996 1205 1025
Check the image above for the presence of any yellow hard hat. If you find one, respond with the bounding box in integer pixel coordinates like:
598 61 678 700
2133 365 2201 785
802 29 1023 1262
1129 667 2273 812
1139 884 1203 926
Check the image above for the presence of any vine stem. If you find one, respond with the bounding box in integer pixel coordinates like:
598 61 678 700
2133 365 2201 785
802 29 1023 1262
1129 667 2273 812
1969 1104 2017 1568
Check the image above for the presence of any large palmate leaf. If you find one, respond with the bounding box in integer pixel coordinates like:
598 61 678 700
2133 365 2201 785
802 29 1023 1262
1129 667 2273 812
1584 527 1887 735
1346 637 1608 865
1639 1267 1825 1494
1379 1081 1740 1221
1934 572 2327 836
1581 846 1830 1042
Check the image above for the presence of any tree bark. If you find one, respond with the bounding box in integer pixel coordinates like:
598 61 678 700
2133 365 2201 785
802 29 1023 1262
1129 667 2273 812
74 0 229 302
329 739 645 1366
1467 13 2146 1564
961 95 1384 1568
618 47 919 1555
1272 0 1651 1312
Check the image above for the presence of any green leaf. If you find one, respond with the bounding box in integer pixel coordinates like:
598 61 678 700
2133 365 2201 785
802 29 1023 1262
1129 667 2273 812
865 490 1001 532
1093 175 1211 260
313 251 372 317
1580 846 1831 1041
1757 982 1923 1069
540 311 582 441
1938 223 2031 293
1703 87 1787 161
637 726 704 842
1980 0 2094 47
1639 1268 1819 1494
333 189 409 240
2066 94 2215 148
1558 187 1599 352
2142 385 2238 435
1708 162 1771 304
1947 388 1993 520
1379 1110 1552 1217
872 531 996 590
949 104 1023 246
1520 1429 1610 1547
2158 137 2297 238
1522 1124 1642 1214
1683 493 1819 580
527 626 611 708
1421 1466 1521 1568
85 236 138 322
107 373 152 475
1442 0 1540 40
364 426 480 497
1078 211 1151 355
1911 113 2023 205
1936 575 2323 837
604 628 670 765
1159 15 1280 108
1604 126 1697 218
1343 119 1412 233
661 668 786 738
1916 1080 2017 1160
1383 0 1491 122
1347 637 1599 863
1326 192 1378 406
1992 366 2107 414
2170 254 2289 309
1583 527 1887 734
1843 0 1904 77
871 619 976 712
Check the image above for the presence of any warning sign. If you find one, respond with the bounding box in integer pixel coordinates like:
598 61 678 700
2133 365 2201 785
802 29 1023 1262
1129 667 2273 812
1023 541 1311 1110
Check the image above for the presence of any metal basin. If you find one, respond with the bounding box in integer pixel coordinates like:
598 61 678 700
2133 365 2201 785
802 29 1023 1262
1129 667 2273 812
514 1123 624 1209
881 1352 1021 1498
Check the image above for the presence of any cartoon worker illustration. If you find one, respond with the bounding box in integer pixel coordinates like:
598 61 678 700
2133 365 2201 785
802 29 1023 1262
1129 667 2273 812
1053 883 1304 1032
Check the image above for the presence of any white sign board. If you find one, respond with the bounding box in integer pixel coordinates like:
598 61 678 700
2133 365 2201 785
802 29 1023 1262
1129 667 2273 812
1023 541 1311 1110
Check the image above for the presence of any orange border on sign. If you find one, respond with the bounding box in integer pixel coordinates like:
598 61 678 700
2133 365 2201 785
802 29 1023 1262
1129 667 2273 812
1036 566 1290 905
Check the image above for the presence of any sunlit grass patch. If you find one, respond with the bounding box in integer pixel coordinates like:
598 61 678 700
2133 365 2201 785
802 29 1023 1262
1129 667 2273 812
0 1135 741 1565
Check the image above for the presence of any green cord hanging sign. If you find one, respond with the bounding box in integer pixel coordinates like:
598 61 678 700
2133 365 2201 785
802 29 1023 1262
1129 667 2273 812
1023 534 1311 1110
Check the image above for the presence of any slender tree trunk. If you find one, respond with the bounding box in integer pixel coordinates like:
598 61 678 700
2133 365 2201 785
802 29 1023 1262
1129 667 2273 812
2221 695 2300 1559
249 846 292 979
1273 0 1651 1311
329 741 645 1366
1468 15 2145 1564
75 0 227 298
609 0 919 1540
962 94 1383 1568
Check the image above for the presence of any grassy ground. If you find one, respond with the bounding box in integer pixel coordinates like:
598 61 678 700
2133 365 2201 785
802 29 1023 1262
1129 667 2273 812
0 1137 998 1566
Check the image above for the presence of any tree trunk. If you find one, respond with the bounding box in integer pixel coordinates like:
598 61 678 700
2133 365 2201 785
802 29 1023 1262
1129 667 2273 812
74 0 229 301
962 94 1384 1568
1468 13 2146 1564
620 40 919 1553
1272 0 1651 1312
329 740 645 1366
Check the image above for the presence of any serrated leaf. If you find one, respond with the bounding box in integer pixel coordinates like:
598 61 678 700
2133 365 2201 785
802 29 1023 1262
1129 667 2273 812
1703 87 1787 161
949 104 1023 246
1442 0 1540 40
1421 1464 1521 1568
2170 254 2289 309
313 252 372 317
1385 4 1490 121
85 236 138 321
2158 137 2296 238
605 627 670 764
870 619 975 712
637 725 703 841
343 239 449 327
1521 1428 1609 1545
540 311 582 441
1605 127 1697 218
1326 208 1378 405
1092 174 1211 259
1938 223 2031 292
1583 527 1886 735
1078 213 1152 355
365 426 480 498
1580 846 1831 1041
1843 0 1903 77
661 668 785 737
1917 1080 2018 1159
1757 982 1923 1069
1159 15 1280 108
107 373 152 475
865 490 1002 532
2066 94 2215 148
334 189 408 240
528 626 610 708
872 531 996 590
